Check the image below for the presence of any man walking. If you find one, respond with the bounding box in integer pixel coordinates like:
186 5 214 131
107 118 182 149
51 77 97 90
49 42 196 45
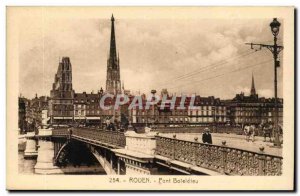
202 128 212 144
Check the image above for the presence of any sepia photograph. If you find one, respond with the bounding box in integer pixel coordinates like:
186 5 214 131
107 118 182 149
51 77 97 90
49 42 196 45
6 6 295 190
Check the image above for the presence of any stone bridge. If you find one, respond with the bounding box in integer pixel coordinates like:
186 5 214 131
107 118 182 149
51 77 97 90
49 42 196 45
24 127 282 175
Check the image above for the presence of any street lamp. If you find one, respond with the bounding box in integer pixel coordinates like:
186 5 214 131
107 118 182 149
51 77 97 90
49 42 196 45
246 18 283 147
270 18 281 37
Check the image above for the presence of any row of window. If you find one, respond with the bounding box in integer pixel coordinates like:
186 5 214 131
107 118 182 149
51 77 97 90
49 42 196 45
235 111 283 117
235 107 283 111
132 117 225 123
189 111 226 116
74 99 99 103
74 104 102 109
52 100 73 104
74 110 116 116
235 118 261 123
53 111 73 116
53 105 73 110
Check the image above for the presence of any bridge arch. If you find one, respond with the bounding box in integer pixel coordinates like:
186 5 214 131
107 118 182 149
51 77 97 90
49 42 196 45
53 139 124 175
88 146 118 175
54 140 101 168
54 141 69 165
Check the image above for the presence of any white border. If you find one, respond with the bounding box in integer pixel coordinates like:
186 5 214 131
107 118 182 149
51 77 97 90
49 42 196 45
1 0 298 195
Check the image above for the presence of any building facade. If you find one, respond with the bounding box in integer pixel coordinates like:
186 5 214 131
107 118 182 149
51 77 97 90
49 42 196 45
127 95 227 127
188 96 227 125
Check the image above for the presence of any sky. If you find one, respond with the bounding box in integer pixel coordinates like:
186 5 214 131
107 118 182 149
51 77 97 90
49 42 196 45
18 12 283 100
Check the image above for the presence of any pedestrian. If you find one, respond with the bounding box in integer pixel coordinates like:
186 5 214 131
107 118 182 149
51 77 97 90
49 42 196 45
67 128 72 139
202 128 212 144
133 125 138 133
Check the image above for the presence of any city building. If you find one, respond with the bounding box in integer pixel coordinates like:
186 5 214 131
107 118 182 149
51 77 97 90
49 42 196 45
188 96 227 125
226 75 283 126
21 94 49 132
128 94 226 127
18 96 28 133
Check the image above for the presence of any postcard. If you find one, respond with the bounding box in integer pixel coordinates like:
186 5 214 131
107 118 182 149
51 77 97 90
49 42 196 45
7 6 294 190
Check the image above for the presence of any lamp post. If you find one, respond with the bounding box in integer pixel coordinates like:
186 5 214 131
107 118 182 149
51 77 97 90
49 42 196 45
270 18 281 147
151 89 157 128
246 18 283 147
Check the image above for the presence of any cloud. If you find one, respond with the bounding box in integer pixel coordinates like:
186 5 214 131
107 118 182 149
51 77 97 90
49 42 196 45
257 89 274 98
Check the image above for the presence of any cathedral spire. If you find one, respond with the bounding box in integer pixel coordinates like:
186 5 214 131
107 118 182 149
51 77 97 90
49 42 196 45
106 15 121 95
109 14 117 62
250 73 256 96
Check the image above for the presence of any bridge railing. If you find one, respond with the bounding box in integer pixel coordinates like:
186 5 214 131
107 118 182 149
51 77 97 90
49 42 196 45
155 126 244 135
155 135 282 176
72 128 126 148
52 128 69 136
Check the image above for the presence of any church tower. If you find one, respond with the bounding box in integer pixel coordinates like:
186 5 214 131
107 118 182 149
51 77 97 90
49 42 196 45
49 57 75 124
106 14 121 95
250 73 256 96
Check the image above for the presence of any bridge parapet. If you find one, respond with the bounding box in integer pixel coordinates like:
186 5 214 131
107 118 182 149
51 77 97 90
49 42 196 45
37 128 53 137
124 131 156 155
25 131 35 138
52 128 69 137
71 128 126 148
52 127 126 147
155 135 282 176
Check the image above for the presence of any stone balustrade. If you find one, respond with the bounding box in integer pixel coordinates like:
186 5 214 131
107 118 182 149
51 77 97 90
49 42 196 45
155 134 282 176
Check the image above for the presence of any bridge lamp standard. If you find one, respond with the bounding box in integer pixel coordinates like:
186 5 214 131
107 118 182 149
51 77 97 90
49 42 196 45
269 18 282 147
246 18 283 147
151 90 157 128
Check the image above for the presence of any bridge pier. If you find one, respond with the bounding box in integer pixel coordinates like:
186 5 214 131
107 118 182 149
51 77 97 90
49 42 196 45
24 132 37 159
34 129 63 174
34 139 63 174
